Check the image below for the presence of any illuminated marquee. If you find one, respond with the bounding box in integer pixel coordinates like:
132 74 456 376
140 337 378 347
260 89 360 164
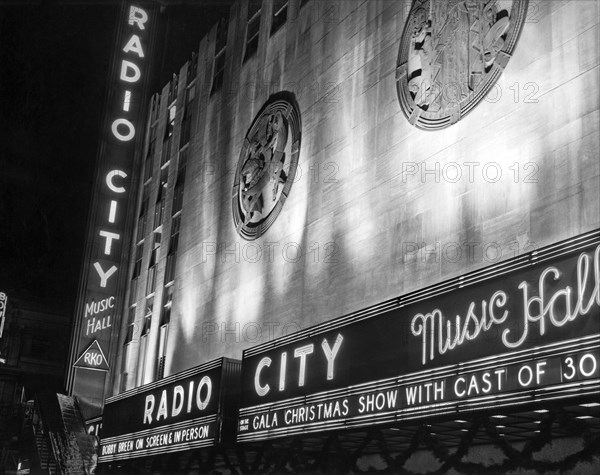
237 232 600 441
68 3 153 420
99 359 240 463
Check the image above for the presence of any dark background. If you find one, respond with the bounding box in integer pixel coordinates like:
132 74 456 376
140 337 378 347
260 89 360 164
0 1 234 315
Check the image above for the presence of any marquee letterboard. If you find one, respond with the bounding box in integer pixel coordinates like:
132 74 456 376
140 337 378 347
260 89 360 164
99 358 240 462
237 232 600 441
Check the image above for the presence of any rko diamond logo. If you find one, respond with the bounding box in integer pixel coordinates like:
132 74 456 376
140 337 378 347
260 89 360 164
232 93 301 240
396 0 528 130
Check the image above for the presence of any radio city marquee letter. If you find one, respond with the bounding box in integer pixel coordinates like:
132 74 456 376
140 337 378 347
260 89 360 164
69 4 152 419
99 359 240 463
238 237 600 441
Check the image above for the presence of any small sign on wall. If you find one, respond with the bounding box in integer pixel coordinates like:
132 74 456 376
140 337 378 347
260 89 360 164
74 340 110 371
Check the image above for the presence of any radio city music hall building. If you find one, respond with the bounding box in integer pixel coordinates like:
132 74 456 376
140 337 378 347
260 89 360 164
66 0 600 473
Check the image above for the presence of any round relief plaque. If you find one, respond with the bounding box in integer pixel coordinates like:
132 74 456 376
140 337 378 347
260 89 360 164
396 0 528 130
232 92 301 240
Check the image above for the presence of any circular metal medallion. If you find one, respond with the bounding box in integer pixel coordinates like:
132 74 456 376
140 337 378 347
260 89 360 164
396 0 528 130
232 93 301 240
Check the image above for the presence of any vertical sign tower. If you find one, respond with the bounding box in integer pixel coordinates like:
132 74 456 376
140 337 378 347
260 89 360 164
67 1 154 422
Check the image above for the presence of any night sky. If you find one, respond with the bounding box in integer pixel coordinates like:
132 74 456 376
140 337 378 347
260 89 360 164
0 1 233 315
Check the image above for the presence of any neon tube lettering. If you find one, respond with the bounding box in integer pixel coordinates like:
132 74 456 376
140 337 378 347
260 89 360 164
321 334 343 381
93 262 118 288
119 60 141 83
99 230 120 255
294 344 314 387
254 357 271 396
122 34 144 58
128 6 148 30
111 118 135 141
106 170 127 193
413 245 600 364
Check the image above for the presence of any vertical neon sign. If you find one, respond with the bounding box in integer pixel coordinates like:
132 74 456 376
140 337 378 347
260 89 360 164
67 3 153 421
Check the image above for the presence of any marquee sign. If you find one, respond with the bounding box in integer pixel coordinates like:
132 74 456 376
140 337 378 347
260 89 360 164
99 358 240 463
237 233 600 441
67 2 154 420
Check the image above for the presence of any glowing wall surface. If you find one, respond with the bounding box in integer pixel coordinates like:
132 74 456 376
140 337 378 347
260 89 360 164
114 0 599 389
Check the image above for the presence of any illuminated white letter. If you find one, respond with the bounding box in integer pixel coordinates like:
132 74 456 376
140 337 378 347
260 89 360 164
129 6 148 30
279 352 287 391
172 385 184 417
123 34 144 58
294 344 314 387
187 381 194 413
254 357 271 397
196 376 212 410
120 60 141 83
93 262 117 288
123 91 131 112
111 118 135 141
536 361 547 384
99 230 120 255
321 333 343 381
454 377 466 397
85 302 95 317
106 170 127 193
108 200 118 223
156 390 168 420
143 395 155 424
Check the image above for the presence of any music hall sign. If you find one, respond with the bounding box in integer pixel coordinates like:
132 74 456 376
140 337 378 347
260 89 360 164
238 235 600 441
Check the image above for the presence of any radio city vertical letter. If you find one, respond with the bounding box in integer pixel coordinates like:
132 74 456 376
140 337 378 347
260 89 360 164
70 4 151 420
